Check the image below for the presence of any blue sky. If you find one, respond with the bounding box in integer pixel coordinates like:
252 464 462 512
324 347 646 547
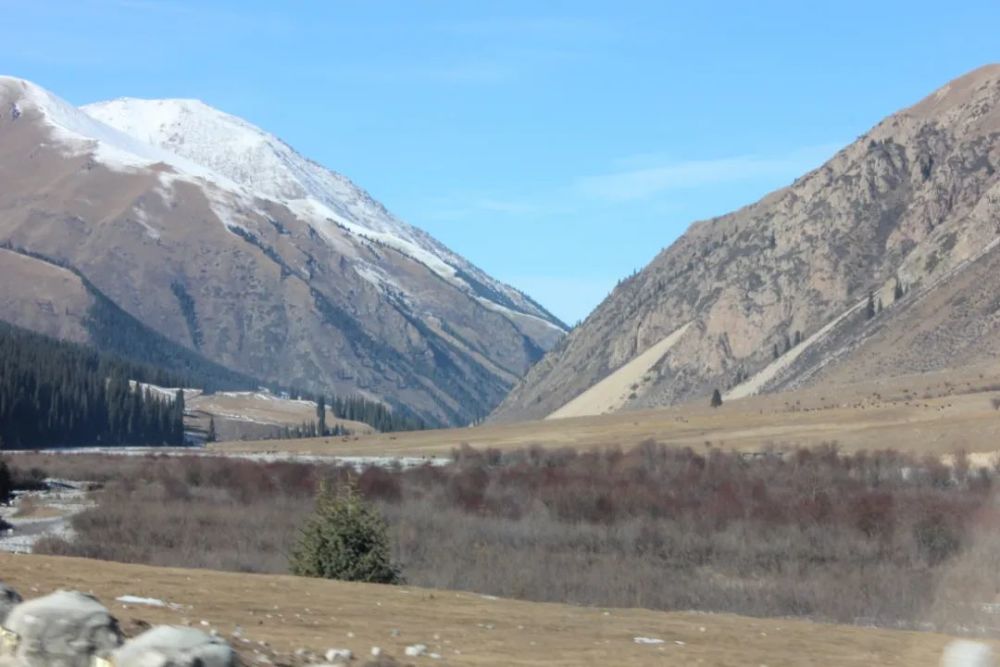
6 1 999 323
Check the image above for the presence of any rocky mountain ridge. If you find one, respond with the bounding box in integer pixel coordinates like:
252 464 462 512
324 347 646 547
492 64 1000 423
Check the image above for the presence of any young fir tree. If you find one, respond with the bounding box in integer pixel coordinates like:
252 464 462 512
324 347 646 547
290 481 401 584
865 291 877 320
710 389 723 408
206 417 217 443
0 460 11 505
316 395 327 436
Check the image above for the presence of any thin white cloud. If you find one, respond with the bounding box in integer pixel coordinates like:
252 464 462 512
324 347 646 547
576 143 844 202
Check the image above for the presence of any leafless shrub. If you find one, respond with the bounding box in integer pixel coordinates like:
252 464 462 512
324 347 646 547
25 444 1000 631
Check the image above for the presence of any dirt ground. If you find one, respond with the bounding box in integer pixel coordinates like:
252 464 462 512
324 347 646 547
209 365 1000 460
0 554 986 666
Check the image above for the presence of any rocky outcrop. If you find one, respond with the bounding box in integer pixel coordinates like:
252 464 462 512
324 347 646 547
493 64 1000 422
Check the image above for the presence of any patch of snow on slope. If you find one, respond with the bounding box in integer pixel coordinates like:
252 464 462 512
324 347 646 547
131 205 161 240
475 296 569 334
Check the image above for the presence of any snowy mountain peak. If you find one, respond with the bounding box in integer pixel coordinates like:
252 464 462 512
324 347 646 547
84 95 567 330
0 76 564 332
0 76 223 182
84 98 303 197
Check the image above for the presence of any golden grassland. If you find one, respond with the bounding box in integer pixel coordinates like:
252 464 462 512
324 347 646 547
0 554 986 667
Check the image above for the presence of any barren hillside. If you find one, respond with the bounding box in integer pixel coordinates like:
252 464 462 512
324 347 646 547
493 64 1000 423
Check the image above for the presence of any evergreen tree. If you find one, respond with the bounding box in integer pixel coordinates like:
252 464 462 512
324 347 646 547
290 481 401 584
0 322 184 448
710 389 723 408
316 395 327 436
206 417 217 443
865 291 877 320
0 460 12 505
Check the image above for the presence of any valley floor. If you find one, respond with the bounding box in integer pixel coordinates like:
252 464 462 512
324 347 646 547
209 364 1000 460
0 554 983 666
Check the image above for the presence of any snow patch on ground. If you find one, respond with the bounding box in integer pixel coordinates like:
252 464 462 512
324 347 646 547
0 479 94 554
115 595 167 607
115 595 186 611
2 448 447 471
129 381 200 402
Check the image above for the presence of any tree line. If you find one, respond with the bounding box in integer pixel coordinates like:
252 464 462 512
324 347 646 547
0 322 185 449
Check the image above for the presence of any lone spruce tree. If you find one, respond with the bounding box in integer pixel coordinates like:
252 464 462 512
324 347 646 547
0 460 12 505
290 481 401 584
710 389 723 408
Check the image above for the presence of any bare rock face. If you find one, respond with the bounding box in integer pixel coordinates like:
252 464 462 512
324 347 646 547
1 590 122 667
493 64 1000 423
114 626 234 667
0 78 566 426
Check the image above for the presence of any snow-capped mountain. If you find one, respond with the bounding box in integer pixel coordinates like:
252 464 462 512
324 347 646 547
0 76 565 425
82 97 562 332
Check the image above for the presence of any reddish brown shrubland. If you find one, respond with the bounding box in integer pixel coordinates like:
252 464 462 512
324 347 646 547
16 443 1000 632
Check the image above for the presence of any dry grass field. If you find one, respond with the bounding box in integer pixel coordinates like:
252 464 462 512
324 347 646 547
182 391 374 442
209 364 1000 459
0 553 988 666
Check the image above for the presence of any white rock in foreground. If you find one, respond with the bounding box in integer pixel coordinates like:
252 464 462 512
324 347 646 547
404 643 428 657
942 641 996 667
324 648 352 662
633 637 665 645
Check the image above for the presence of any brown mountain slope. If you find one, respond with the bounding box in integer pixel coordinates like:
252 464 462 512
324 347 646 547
492 64 1000 423
0 248 94 343
0 78 565 426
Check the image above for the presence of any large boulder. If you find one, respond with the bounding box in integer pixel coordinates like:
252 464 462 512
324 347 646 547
113 626 234 667
0 590 121 667
0 584 21 626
